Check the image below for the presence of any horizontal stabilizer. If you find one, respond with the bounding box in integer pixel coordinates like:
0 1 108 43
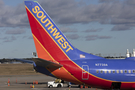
13 58 34 64
32 58 63 69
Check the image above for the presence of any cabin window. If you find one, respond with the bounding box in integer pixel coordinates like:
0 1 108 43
120 70 123 73
96 70 134 74
133 70 135 73
112 70 115 73
96 70 99 73
104 70 107 73
128 70 131 73
108 70 111 73
100 70 103 73
124 70 127 73
116 70 119 73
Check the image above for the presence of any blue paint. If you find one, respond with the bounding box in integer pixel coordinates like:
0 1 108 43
35 66 55 78
24 1 103 60
74 58 135 82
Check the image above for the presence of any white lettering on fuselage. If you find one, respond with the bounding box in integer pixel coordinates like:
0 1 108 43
95 63 108 66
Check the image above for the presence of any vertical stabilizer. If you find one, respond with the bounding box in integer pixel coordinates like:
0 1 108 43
24 1 103 61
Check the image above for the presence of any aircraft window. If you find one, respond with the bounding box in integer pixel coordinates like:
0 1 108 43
128 70 131 73
112 70 115 73
104 70 107 73
125 70 127 73
133 70 135 73
108 70 111 73
101 70 103 73
120 70 123 73
116 70 119 73
96 70 99 73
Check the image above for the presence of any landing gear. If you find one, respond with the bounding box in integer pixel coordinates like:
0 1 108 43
57 84 62 88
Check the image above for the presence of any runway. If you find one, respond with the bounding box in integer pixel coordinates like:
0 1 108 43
0 63 103 90
0 75 102 90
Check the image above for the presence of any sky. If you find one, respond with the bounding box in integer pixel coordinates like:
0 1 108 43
0 0 135 58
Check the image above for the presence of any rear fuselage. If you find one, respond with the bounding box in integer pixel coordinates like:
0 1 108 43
59 58 135 89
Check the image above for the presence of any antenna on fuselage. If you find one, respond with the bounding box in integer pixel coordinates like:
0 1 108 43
126 49 130 58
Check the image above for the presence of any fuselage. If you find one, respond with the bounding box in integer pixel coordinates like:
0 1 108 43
24 1 135 89
34 57 135 89
58 58 135 89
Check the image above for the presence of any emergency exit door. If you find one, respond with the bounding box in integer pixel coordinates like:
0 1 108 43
82 65 89 80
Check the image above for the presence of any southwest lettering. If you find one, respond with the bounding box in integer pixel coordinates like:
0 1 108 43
66 45 73 52
45 18 52 28
58 37 67 49
41 15 47 23
48 25 56 33
32 6 40 13
32 5 73 52
53 29 62 39
63 42 68 49
37 11 44 18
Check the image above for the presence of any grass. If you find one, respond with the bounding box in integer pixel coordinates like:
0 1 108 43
0 63 42 75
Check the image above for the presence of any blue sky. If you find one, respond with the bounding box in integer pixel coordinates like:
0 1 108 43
0 0 135 58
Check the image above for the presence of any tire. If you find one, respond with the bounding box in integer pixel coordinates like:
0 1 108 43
57 84 62 88
48 85 53 88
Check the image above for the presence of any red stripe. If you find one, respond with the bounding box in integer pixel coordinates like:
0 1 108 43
59 60 112 88
26 7 135 89
26 8 69 61
26 8 115 89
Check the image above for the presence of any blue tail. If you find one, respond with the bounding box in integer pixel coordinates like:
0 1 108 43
25 1 103 61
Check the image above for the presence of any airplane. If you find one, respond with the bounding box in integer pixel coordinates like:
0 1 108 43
21 1 135 89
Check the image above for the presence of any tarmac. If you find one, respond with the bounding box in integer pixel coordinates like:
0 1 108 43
0 74 102 90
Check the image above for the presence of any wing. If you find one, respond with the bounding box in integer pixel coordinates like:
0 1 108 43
14 58 62 69
32 58 63 69
14 58 34 64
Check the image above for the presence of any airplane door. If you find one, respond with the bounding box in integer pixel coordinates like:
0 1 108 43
82 65 89 80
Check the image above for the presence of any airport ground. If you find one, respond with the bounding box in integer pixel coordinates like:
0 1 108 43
0 63 102 90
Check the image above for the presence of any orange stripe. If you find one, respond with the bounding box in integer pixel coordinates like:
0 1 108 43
25 5 83 84
33 34 59 64
33 34 82 84
48 67 82 84
25 6 71 60
33 35 53 60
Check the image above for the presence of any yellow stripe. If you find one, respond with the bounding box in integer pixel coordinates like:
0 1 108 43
25 5 83 84
26 5 133 84
33 34 83 83
32 34 55 61
25 6 71 60
62 67 83 84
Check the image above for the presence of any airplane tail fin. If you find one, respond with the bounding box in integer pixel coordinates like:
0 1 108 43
24 1 103 61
